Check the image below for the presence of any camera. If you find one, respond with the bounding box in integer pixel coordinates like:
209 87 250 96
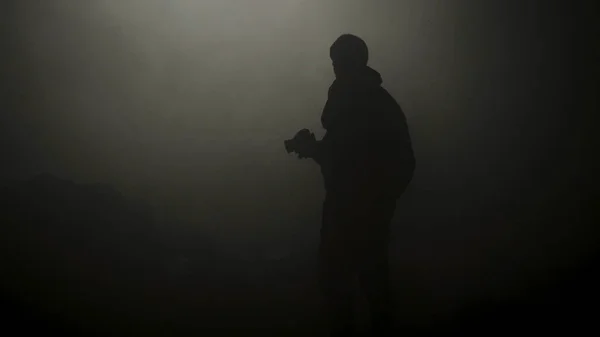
284 138 296 154
284 129 315 156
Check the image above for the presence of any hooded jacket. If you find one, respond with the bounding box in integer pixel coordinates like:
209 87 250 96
313 66 415 199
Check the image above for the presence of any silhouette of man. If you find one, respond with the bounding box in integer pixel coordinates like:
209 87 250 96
286 34 415 336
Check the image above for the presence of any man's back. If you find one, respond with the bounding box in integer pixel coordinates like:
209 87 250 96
317 65 415 201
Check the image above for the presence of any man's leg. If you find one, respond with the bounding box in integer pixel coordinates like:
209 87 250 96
318 239 356 337
360 243 393 335
359 199 396 336
319 197 358 337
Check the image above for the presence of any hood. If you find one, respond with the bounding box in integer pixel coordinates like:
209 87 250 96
332 65 383 91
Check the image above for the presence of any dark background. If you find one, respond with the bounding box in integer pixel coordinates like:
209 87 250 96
0 0 596 335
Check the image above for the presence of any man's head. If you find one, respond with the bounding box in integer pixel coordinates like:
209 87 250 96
330 34 369 76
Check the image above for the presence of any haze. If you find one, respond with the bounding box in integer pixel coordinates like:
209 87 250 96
0 0 590 322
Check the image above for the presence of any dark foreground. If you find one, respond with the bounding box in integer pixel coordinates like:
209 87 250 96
1 175 596 336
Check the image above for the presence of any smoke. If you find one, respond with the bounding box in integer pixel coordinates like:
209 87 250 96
2 0 586 319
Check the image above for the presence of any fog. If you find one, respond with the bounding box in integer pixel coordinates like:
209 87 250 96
0 0 593 330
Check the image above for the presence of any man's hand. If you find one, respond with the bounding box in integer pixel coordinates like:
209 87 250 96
286 129 317 159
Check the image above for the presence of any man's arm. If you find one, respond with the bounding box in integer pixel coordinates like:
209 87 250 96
307 138 326 165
